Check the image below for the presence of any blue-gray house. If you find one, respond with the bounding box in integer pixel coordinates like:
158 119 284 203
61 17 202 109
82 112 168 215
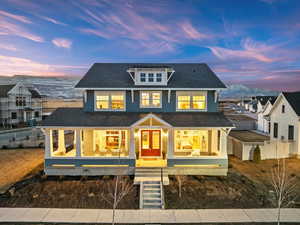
41 63 234 177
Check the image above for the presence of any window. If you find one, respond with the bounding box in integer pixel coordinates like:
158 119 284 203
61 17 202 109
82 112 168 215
140 91 161 108
156 73 162 82
288 125 294 140
95 91 125 111
140 73 146 82
85 130 128 157
11 112 17 119
174 130 217 157
177 91 206 111
282 105 285 113
148 73 154 82
273 123 278 138
35 111 39 118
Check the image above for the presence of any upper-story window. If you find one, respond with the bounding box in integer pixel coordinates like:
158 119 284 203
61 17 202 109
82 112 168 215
140 91 161 108
95 91 125 111
127 67 174 86
282 105 285 113
140 73 146 82
156 73 162 82
176 91 206 111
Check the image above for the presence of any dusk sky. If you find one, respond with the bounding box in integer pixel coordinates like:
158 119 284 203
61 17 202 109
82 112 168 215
0 0 299 91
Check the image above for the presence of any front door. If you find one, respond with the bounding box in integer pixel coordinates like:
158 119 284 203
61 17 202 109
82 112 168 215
141 130 161 157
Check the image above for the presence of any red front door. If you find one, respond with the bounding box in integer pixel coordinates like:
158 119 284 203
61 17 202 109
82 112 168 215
141 130 161 157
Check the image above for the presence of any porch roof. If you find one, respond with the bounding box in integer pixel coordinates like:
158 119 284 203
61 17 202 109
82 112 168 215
40 108 234 128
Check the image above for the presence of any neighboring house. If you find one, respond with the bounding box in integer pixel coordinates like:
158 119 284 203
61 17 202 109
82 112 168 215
228 130 270 160
0 83 43 127
257 97 277 133
226 114 257 130
268 92 300 158
40 63 234 176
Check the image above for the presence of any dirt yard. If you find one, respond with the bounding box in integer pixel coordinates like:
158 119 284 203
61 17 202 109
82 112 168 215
0 148 44 193
0 175 139 209
165 157 300 209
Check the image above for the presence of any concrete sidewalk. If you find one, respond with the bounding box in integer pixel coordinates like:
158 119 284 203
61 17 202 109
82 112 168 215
0 207 299 224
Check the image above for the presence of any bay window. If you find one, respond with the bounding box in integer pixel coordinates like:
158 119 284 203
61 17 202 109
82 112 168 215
177 91 206 111
95 91 125 111
140 91 161 108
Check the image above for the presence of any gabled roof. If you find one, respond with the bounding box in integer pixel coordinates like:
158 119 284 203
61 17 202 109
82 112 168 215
29 89 42 98
256 96 277 106
0 84 16 97
75 63 226 89
283 91 300 116
41 108 234 128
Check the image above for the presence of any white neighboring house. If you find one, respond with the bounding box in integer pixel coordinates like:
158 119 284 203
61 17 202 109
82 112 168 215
268 92 300 158
257 96 277 133
0 83 43 127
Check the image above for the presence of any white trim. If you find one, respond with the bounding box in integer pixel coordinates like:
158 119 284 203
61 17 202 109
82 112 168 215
130 113 172 128
168 89 171 103
167 70 175 82
269 93 298 118
139 90 162 108
94 91 126 112
131 89 134 103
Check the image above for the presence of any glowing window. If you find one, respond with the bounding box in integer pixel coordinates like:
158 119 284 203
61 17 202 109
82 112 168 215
177 91 206 111
96 95 109 109
140 91 161 108
111 95 124 109
95 91 125 111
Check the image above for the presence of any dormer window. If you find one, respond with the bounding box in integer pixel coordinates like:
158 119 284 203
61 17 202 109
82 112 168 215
140 73 146 82
127 67 175 86
156 73 162 82
148 73 154 82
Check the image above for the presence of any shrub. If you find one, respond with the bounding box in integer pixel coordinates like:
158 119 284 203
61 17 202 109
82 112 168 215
253 145 261 163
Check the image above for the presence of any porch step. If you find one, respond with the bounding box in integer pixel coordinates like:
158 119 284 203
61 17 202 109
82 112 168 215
140 181 164 209
134 168 169 185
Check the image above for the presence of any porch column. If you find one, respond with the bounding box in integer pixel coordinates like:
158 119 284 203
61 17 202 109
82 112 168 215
220 129 228 157
129 128 135 158
57 129 66 153
75 129 82 157
45 129 53 157
167 129 174 158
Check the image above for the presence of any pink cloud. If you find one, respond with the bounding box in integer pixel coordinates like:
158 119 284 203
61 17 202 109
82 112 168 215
179 21 208 40
52 38 72 49
208 46 274 63
0 55 86 76
0 10 32 24
0 20 43 42
40 16 67 26
0 43 18 51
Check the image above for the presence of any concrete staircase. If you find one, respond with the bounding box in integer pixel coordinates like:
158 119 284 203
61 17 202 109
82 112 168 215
140 181 164 209
134 167 169 185
135 167 168 209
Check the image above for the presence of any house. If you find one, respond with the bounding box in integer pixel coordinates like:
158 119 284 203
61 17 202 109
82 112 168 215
226 114 257 130
0 83 43 127
268 91 300 158
40 63 234 177
228 130 270 160
257 97 277 133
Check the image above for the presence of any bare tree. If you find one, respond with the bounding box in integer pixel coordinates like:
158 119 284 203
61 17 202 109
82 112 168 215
271 157 297 225
102 176 134 225
175 175 187 198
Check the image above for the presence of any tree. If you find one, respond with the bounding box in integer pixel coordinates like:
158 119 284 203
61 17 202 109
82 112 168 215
101 176 133 225
271 157 297 225
175 175 187 198
253 145 261 163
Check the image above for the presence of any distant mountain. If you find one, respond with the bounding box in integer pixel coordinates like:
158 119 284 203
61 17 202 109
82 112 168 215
220 84 279 99
0 75 279 99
